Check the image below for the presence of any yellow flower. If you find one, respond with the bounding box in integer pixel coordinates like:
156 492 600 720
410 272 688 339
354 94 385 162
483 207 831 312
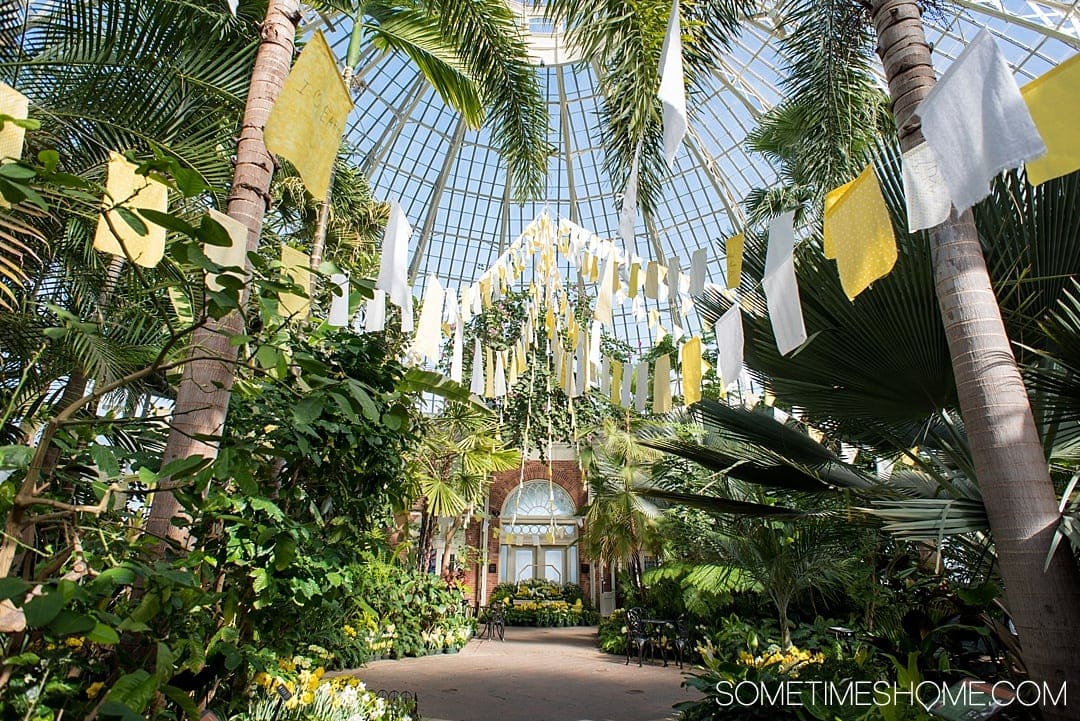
86 682 105 699
65 637 85 649
253 672 270 688
343 624 357 638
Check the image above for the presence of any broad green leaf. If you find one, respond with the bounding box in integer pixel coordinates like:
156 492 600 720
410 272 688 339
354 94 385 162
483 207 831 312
90 444 121 478
0 577 30 602
87 623 121 645
104 670 157 714
23 590 64 628
48 610 96 635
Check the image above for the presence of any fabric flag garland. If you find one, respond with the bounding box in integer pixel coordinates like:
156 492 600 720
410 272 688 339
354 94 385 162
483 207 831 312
376 201 413 313
823 164 897 300
595 256 615 325
690 248 707 296
610 360 622 405
470 339 485 396
634 362 649 413
278 244 312 319
657 0 687 165
204 209 249 292
714 303 744 389
618 150 641 261
763 211 807 355
917 29 1045 213
667 256 682 306
328 273 350 327
1021 52 1080 186
450 323 464 383
93 152 169 267
653 354 672 413
0 83 29 163
263 31 352 201
411 274 445 362
493 351 507 398
902 143 951 232
365 289 386 332
725 233 744 289
485 348 495 398
621 359 633 408
681 336 702 405
645 261 660 299
628 262 640 299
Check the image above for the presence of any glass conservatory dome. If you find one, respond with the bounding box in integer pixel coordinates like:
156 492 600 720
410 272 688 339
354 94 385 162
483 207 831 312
310 1 1079 348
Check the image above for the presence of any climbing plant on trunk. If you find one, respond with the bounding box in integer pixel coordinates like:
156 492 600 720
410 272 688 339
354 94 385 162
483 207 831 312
868 0 1080 714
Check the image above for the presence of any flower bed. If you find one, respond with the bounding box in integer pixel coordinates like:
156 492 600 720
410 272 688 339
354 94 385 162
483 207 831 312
488 580 599 626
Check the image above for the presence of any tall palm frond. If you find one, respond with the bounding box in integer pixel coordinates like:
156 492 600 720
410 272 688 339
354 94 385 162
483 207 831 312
544 0 755 216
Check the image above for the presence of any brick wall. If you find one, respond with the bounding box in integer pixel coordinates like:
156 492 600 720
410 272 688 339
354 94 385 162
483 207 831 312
463 460 594 608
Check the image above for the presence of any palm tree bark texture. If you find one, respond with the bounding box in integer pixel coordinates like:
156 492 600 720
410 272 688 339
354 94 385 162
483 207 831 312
869 0 1080 716
144 0 301 549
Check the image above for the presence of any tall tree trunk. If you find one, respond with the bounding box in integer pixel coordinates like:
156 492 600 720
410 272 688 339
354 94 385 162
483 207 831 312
871 2 1080 717
144 0 300 550
440 515 464 575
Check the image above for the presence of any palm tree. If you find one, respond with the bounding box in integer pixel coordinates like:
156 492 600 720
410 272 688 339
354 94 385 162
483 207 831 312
410 401 520 575
578 419 667 594
147 0 550 548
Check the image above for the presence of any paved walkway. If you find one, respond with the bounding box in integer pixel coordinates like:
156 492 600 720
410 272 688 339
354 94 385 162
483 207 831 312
341 626 701 721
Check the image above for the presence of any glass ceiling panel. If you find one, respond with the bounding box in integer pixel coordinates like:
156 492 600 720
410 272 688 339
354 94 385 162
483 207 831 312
315 0 1080 351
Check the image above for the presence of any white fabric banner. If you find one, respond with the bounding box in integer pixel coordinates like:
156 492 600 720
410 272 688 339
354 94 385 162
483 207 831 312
667 256 682 306
618 150 640 260
690 248 707 295
902 142 952 232
588 320 602 367
714 303 744 389
918 29 1045 213
375 200 413 311
620 358 633 408
764 211 807 355
657 0 687 165
493 351 507 398
328 273 350 327
365 289 386 333
470 339 485 396
450 323 464 383
411 274 445 362
634 362 649 413
600 356 611 396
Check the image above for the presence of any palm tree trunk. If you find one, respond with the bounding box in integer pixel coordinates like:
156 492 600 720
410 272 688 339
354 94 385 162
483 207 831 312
870 1 1080 716
144 0 301 550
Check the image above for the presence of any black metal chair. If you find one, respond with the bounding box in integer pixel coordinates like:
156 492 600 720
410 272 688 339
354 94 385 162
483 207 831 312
670 619 693 669
481 604 505 641
624 607 650 666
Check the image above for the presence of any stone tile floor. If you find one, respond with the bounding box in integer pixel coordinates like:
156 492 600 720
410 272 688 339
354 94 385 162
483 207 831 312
339 626 702 721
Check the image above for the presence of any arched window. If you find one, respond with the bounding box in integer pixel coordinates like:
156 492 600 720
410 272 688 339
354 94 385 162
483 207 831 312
501 479 576 518
498 480 580 585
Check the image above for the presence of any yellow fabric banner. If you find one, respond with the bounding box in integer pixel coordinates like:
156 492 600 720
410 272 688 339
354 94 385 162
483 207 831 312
278 244 312 318
823 164 897 300
725 233 744 289
0 83 29 163
480 276 493 309
610 360 623 405
1022 53 1080 186
263 31 352 201
93 152 169 267
628 262 640 299
681 336 702 405
204 209 249 292
645 261 660 299
653 354 672 414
